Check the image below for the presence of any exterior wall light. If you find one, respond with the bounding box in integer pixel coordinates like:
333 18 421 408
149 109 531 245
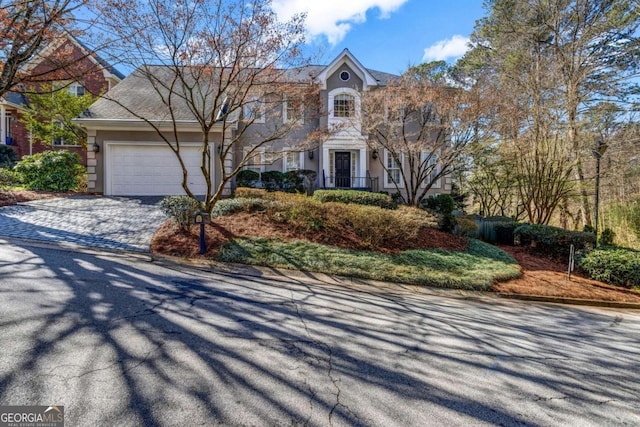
92 142 100 153
372 149 378 160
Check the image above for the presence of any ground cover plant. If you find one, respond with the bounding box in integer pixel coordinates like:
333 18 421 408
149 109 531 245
216 238 520 289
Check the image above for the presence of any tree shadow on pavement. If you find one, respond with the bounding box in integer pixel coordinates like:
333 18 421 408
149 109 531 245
0 241 639 426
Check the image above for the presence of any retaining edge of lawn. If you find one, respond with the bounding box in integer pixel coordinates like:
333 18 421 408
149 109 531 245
497 293 640 309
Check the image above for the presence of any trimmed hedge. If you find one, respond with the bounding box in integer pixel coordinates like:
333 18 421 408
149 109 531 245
514 224 595 258
578 247 640 288
422 194 456 232
234 188 274 199
0 168 18 190
0 145 17 168
260 170 284 190
14 150 85 191
236 169 260 188
312 189 397 209
211 197 272 217
236 169 316 193
160 195 202 230
215 192 436 249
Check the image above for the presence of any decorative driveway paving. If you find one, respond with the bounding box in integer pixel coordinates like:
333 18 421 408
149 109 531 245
0 196 166 252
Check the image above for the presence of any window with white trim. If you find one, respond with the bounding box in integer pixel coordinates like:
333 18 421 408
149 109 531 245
52 121 80 146
384 150 403 188
52 81 85 97
283 96 304 124
244 96 265 123
283 150 304 172
69 83 85 97
333 94 355 118
421 151 441 188
242 148 264 173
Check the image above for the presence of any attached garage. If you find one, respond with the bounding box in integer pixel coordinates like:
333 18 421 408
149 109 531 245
104 142 211 196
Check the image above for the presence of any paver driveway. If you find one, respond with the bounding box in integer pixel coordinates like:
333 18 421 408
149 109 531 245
0 196 166 252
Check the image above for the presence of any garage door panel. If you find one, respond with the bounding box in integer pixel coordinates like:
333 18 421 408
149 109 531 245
108 144 210 196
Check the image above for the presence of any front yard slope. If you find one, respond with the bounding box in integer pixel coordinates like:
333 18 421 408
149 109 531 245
217 238 520 290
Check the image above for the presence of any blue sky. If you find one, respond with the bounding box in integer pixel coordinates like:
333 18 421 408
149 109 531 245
272 0 487 74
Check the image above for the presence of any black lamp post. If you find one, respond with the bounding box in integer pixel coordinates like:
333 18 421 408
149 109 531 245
591 137 607 246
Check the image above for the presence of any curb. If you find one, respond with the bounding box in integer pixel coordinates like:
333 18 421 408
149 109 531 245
497 293 640 309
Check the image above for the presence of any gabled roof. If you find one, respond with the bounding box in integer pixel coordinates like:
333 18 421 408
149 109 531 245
314 49 381 90
21 32 125 81
74 38 126 81
282 64 397 86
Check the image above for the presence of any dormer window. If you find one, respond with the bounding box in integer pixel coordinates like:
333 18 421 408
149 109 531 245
333 94 355 118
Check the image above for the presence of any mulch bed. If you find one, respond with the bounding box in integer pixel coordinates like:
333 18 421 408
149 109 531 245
151 211 469 258
493 245 640 303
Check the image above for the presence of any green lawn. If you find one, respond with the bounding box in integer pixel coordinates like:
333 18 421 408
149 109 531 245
217 238 521 290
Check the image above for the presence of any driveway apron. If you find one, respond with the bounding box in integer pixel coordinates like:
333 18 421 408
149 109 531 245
0 196 166 252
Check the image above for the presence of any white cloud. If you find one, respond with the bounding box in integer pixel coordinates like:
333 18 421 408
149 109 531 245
272 0 408 45
422 35 470 62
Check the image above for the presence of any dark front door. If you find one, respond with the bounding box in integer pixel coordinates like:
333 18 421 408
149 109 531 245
335 152 351 188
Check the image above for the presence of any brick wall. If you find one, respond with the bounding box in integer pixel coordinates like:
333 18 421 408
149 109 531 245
11 37 113 165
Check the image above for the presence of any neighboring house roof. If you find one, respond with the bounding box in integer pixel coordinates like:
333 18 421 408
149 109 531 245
0 91 28 109
21 32 125 82
74 38 126 81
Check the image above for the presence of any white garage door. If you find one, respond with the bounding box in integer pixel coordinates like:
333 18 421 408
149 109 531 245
107 143 210 196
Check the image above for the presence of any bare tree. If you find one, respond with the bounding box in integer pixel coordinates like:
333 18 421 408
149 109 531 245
92 0 325 210
0 0 87 97
361 68 478 206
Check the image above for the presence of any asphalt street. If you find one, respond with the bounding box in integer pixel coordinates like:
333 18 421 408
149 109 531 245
1 238 639 426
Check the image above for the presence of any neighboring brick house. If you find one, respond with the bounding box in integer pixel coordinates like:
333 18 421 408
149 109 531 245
0 33 124 165
76 49 452 197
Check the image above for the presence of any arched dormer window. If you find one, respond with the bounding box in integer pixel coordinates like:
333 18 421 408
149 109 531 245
329 87 360 119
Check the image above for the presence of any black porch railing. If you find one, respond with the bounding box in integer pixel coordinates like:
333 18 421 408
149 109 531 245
322 173 379 192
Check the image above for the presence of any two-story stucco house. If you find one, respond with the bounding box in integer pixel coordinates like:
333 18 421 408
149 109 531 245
0 33 124 165
76 49 452 197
